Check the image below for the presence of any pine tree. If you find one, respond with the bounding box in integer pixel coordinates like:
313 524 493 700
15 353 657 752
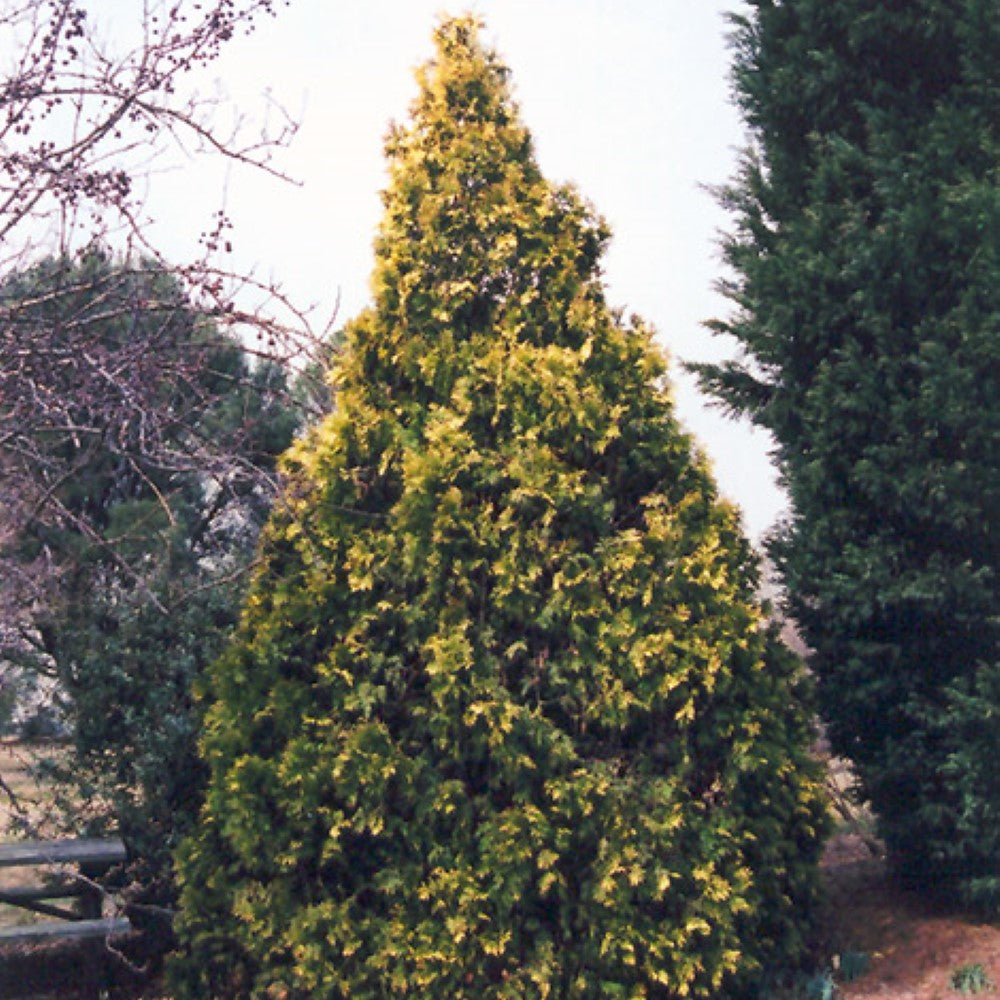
171 17 828 998
694 0 999 911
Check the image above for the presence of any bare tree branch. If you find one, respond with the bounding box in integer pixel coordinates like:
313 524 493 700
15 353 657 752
0 3 340 888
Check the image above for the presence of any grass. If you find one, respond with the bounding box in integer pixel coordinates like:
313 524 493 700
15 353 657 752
1 740 41 834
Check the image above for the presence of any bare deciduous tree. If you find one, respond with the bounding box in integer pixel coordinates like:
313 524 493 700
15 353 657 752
0 1 335 827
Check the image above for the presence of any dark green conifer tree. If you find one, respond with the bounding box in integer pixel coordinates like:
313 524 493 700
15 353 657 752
172 17 828 998
694 0 998 911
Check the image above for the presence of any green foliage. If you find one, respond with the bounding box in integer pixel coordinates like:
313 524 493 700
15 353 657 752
693 0 999 911
951 963 994 995
935 661 1000 913
39 560 238 882
778 971 835 1000
760 951 869 1000
171 16 828 999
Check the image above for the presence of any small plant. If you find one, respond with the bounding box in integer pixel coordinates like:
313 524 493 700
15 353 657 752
951 963 994 995
838 950 870 983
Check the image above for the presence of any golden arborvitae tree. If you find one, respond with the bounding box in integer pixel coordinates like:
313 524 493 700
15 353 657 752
171 17 828 999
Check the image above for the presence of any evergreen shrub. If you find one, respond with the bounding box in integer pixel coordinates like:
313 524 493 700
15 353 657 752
171 17 828 998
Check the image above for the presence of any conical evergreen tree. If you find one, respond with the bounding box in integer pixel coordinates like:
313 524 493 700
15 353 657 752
693 0 998 911
172 17 828 998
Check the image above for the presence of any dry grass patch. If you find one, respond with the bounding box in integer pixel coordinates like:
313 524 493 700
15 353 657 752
0 740 70 838
0 740 72 932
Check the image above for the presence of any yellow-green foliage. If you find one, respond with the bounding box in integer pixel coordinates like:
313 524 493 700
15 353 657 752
171 17 828 999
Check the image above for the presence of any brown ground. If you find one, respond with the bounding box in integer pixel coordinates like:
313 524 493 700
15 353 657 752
821 833 1000 999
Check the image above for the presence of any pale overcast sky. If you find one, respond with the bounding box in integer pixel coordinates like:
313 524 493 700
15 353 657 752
113 2 785 539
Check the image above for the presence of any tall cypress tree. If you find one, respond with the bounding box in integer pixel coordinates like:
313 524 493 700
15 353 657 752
695 0 998 910
172 17 827 998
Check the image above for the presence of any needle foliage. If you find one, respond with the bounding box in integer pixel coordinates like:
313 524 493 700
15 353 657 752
694 0 999 911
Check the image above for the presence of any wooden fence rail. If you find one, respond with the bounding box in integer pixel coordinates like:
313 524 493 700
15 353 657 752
0 837 131 945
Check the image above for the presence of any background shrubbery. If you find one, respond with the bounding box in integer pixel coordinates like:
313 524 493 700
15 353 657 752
0 253 302 895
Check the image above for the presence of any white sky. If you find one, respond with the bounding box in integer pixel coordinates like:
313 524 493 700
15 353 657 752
107 2 786 540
